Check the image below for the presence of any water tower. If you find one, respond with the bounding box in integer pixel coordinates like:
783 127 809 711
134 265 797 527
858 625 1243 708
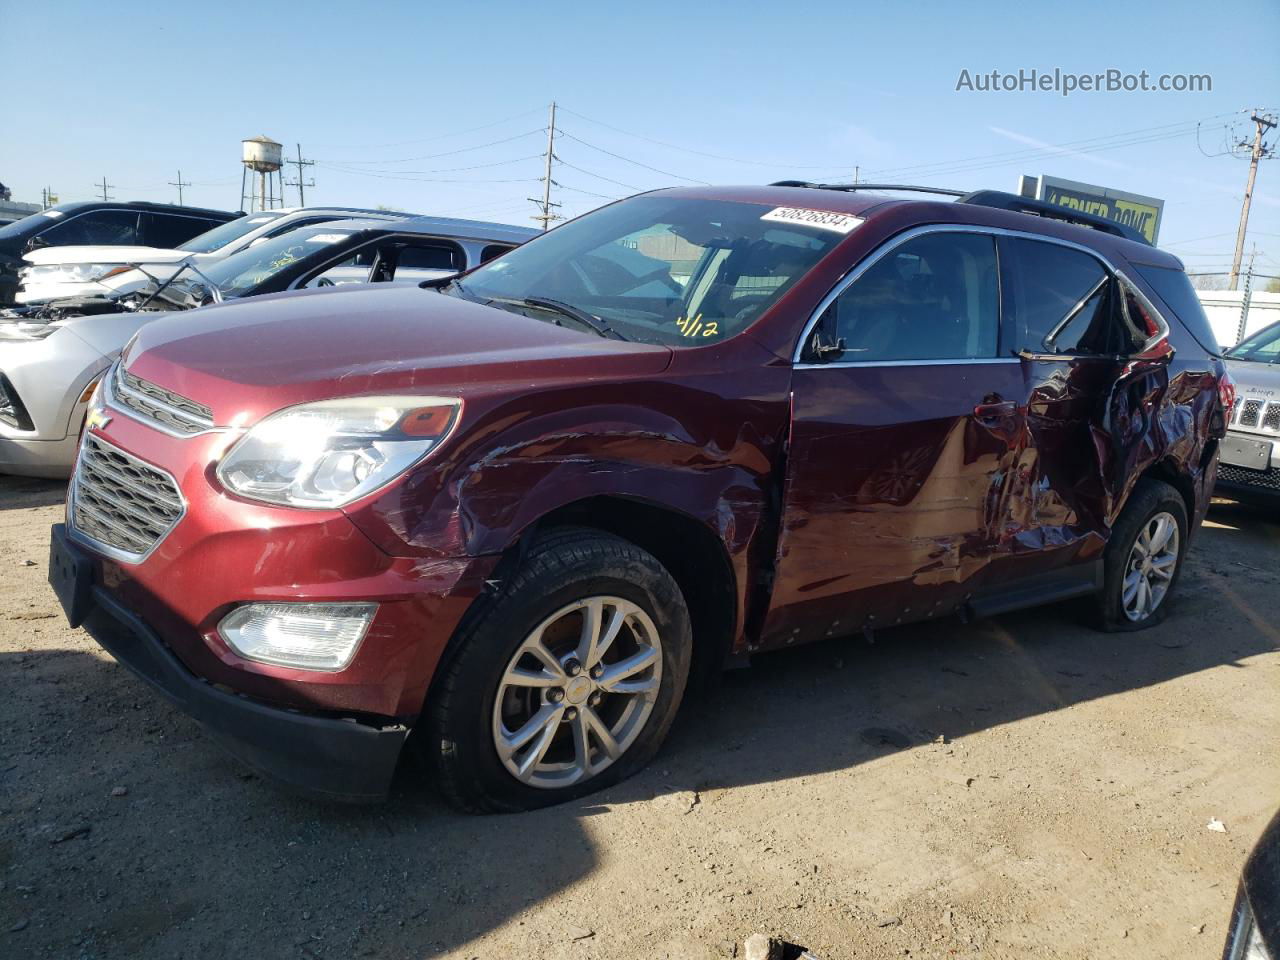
240 135 284 211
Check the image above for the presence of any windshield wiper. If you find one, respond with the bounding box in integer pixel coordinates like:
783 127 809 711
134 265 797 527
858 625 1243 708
515 296 627 341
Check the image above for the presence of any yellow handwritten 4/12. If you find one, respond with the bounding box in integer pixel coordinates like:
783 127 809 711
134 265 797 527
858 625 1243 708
674 314 719 338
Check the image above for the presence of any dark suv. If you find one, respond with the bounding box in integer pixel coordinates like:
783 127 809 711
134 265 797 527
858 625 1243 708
0 201 238 304
48 184 1232 811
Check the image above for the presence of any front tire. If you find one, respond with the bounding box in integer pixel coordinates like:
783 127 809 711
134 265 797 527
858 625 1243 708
1097 479 1188 632
423 529 692 813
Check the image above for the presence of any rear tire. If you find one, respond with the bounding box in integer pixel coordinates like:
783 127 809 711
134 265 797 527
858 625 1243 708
1097 479 1188 632
423 528 692 813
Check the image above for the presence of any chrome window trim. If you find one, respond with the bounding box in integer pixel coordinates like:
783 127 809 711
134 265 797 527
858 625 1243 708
67 433 187 565
791 223 1170 366
104 363 226 439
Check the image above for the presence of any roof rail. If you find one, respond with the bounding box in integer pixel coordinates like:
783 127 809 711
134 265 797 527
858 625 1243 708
770 181 967 197
958 190 1151 246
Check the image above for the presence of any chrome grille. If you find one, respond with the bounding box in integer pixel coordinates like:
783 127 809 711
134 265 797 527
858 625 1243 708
70 434 184 561
1264 403 1280 432
1231 396 1280 434
110 365 214 435
1219 463 1280 491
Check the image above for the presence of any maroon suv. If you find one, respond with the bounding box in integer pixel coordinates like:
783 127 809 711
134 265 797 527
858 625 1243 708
48 184 1232 811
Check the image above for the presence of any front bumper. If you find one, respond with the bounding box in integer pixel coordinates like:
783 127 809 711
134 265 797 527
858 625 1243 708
1216 429 1280 501
0 431 81 477
53 523 409 801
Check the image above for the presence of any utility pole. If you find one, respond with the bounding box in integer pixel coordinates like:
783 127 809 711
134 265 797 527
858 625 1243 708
1229 111 1276 290
96 176 114 202
529 101 562 231
284 143 315 207
168 170 191 205
1236 245 1257 344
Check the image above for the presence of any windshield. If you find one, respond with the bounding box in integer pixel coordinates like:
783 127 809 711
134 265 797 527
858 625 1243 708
197 226 359 298
456 195 847 346
1226 320 1280 363
177 212 284 254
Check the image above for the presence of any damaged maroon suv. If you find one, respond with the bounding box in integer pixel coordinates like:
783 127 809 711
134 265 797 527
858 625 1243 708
49 184 1232 811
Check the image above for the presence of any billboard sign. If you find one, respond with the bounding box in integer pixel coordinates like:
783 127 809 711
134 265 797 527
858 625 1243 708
1030 175 1164 244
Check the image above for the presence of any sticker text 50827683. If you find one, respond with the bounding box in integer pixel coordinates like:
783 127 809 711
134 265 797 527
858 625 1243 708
760 207 864 234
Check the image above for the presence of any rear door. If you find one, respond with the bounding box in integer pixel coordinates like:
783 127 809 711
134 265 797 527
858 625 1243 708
994 235 1171 568
764 227 1025 644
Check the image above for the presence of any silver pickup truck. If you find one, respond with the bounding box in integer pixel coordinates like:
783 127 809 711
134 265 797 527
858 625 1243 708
1219 319 1280 502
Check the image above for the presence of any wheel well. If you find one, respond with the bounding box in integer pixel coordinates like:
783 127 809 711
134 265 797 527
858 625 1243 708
518 496 738 687
1137 459 1196 523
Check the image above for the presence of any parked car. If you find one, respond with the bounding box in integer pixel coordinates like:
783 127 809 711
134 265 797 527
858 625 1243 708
16 206 418 305
0 216 535 478
1222 808 1279 960
46 184 1231 811
0 201 238 306
1216 318 1280 503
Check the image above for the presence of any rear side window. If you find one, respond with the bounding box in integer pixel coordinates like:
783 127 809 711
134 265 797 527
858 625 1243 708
480 243 515 264
397 243 463 271
824 231 999 361
1006 238 1124 356
38 210 139 246
1134 264 1222 355
143 213 219 248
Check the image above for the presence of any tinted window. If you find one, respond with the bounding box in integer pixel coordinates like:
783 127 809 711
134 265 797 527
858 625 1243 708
143 213 218 248
1007 238 1119 355
1135 263 1222 355
824 232 999 361
38 210 139 246
178 214 281 253
397 243 462 271
480 243 515 264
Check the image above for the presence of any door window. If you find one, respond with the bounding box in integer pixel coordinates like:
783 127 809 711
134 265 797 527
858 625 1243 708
821 232 999 361
37 210 140 246
1006 238 1125 356
395 243 463 272
143 213 217 248
480 243 516 264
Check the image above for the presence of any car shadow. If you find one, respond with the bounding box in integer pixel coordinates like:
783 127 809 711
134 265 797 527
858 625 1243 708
4 504 1277 958
0 474 66 510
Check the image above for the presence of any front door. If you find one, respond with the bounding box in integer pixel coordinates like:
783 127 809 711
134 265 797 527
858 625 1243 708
764 229 1025 646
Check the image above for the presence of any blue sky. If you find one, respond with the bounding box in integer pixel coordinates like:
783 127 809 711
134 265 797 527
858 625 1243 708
1 0 1277 277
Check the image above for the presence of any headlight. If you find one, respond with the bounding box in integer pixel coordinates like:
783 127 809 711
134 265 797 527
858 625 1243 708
23 263 131 284
216 395 461 508
218 602 377 671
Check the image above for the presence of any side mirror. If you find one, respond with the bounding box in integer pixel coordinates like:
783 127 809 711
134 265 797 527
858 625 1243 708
24 236 49 253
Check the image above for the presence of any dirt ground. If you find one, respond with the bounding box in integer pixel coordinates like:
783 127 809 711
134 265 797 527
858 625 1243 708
1 475 1277 960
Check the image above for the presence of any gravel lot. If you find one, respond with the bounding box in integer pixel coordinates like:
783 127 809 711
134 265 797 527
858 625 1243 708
2 474 1277 960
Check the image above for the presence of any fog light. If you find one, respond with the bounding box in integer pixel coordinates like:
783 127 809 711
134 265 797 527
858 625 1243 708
217 602 377 671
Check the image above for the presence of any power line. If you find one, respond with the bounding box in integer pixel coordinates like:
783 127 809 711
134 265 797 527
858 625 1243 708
321 154 543 176
554 158 644 192
556 129 711 184
316 129 546 166
310 107 546 152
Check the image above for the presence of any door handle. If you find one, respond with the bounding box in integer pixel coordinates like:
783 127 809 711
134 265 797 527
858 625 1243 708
973 400 1018 419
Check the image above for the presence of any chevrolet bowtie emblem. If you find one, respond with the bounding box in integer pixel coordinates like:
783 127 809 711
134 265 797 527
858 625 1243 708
85 409 112 431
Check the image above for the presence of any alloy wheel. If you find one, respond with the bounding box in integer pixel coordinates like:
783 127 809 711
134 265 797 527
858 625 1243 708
1121 511 1180 622
491 596 663 789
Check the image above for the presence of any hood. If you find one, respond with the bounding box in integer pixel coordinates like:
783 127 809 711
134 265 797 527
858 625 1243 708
1225 356 1280 397
123 284 673 426
24 245 191 267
